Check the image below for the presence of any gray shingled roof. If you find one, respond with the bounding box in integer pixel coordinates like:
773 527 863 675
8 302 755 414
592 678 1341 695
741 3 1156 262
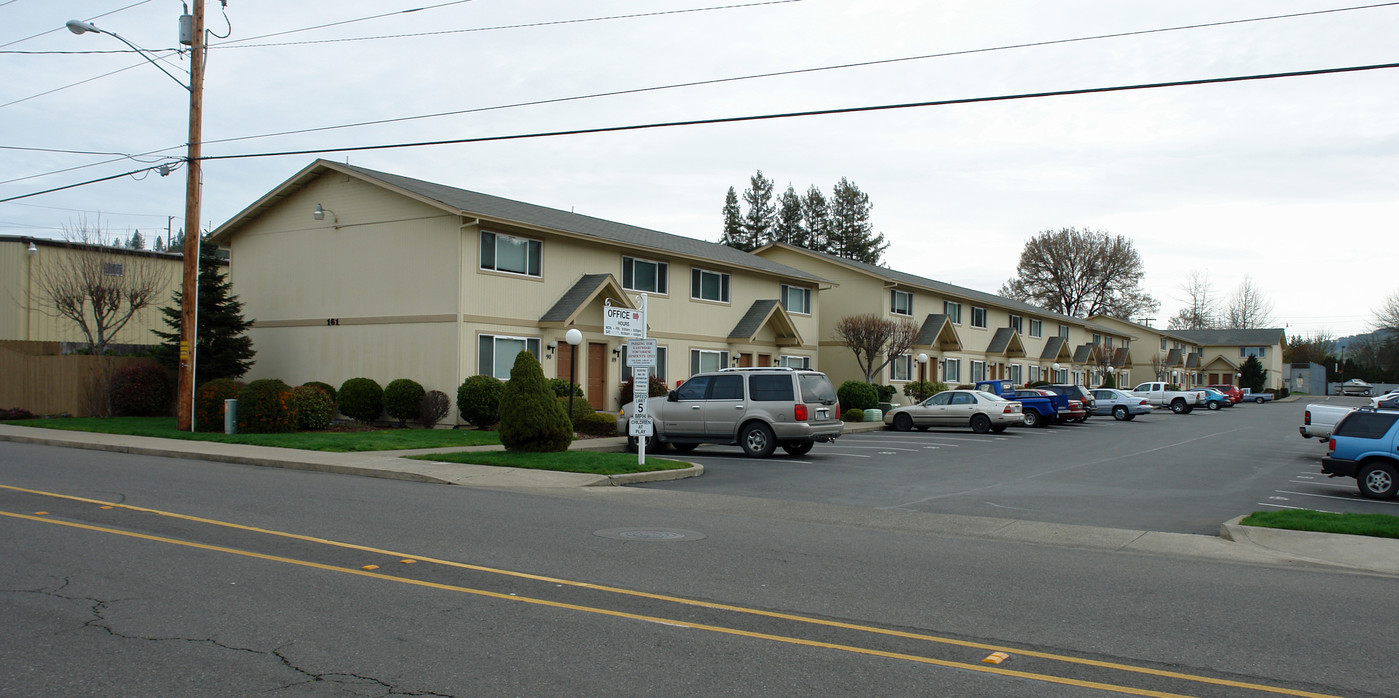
1166 348 1183 366
1072 344 1095 364
335 162 829 285
728 299 782 340
1186 352 1201 368
986 327 1022 355
916 313 952 346
1040 336 1068 360
540 274 616 324
1170 328 1286 346
780 244 1112 333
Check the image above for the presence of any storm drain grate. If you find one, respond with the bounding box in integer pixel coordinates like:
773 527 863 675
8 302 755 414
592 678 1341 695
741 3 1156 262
593 528 707 542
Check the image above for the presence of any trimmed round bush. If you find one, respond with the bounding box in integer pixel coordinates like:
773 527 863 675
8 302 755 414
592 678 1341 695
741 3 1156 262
302 381 337 406
383 378 426 426
547 378 584 398
457 375 505 429
291 385 334 431
575 412 616 436
498 350 573 452
338 377 384 424
237 379 298 433
110 363 175 417
0 407 36 420
842 408 865 423
837 381 879 412
194 379 242 432
418 390 451 428
559 395 594 426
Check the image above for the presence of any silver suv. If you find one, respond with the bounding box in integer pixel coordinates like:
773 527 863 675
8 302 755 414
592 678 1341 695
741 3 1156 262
618 367 844 458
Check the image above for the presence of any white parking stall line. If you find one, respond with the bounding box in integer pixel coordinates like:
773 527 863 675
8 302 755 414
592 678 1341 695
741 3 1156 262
824 445 924 451
1290 479 1349 489
1275 489 1399 506
1256 502 1342 514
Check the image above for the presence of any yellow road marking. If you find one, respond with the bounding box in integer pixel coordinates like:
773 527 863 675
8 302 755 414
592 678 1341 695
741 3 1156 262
0 485 1342 698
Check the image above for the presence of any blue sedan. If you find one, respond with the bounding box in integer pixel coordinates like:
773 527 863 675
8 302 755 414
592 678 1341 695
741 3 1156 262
1089 389 1153 421
1200 387 1234 411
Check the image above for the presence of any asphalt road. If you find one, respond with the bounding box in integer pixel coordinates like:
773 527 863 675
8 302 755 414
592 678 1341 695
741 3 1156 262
640 395 1395 534
3 440 1397 696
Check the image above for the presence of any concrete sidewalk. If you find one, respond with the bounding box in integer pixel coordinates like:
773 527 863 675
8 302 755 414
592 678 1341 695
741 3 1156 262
2 422 1395 576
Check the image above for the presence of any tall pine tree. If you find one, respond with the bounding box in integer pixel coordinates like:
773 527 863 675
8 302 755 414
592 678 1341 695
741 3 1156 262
720 187 744 249
801 185 831 254
829 177 887 265
739 170 776 251
152 241 256 386
774 184 805 246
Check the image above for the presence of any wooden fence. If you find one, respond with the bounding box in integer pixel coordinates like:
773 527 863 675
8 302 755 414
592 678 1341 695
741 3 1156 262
0 345 159 417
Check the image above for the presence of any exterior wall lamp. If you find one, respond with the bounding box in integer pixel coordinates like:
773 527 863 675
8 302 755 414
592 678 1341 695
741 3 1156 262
313 204 339 228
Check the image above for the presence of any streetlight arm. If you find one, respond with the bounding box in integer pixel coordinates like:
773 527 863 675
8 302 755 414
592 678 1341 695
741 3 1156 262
66 19 191 92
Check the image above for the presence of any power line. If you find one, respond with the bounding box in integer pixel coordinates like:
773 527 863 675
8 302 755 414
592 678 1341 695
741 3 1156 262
0 48 188 110
2 200 181 219
0 0 155 49
6 60 1398 204
210 0 809 50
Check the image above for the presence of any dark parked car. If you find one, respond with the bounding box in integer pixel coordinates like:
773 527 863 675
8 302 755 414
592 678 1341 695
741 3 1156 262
1042 384 1094 422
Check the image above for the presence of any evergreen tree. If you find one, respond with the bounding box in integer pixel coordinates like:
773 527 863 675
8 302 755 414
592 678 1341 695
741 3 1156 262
127 229 145 250
774 184 805 246
828 178 887 265
1239 355 1267 392
153 236 165 252
801 185 831 254
719 187 744 249
740 170 776 250
152 241 256 386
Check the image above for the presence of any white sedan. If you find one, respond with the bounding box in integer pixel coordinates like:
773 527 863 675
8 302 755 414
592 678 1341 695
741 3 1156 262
883 390 1023 434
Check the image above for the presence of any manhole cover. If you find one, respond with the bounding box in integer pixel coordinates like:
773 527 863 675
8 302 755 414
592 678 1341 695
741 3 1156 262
593 527 706 542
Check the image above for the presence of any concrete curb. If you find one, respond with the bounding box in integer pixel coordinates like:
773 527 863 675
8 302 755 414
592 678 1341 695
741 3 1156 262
1220 515 1399 574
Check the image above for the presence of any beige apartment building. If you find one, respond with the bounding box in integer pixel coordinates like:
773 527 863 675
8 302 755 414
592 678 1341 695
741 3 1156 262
0 235 182 348
754 243 1135 398
1087 316 1286 390
208 160 831 421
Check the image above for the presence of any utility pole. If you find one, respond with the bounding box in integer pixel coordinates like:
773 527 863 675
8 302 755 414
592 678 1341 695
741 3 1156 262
176 0 205 431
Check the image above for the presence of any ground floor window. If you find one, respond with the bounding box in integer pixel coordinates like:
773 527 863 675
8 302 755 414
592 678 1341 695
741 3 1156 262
1029 365 1041 384
1009 364 1022 384
479 334 540 380
890 354 913 381
779 355 811 369
943 358 961 383
690 348 730 375
970 360 986 382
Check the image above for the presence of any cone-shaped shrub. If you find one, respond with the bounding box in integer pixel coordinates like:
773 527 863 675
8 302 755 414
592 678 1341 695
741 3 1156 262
194 379 242 432
238 379 298 433
498 350 573 452
456 375 504 428
383 378 425 426
338 377 383 424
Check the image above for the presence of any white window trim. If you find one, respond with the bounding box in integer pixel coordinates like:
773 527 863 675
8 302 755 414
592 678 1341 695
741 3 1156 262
890 354 913 382
689 348 730 375
971 307 987 329
943 358 962 382
970 360 986 382
781 284 812 315
944 301 962 325
779 354 811 369
478 333 542 380
691 267 731 304
891 289 913 316
1028 318 1042 338
479 230 542 278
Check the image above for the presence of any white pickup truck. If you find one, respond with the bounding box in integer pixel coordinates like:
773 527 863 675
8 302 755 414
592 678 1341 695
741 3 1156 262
1299 403 1354 440
1130 382 1207 414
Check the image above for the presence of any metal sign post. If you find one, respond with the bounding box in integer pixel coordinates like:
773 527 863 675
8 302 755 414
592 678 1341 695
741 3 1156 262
604 294 651 466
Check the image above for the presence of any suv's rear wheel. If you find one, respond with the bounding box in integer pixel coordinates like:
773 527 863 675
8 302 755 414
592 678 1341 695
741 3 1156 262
1358 461 1398 499
781 441 814 456
739 422 777 458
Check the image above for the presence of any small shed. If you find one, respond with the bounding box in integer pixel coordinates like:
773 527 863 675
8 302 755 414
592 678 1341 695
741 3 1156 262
1287 362 1326 395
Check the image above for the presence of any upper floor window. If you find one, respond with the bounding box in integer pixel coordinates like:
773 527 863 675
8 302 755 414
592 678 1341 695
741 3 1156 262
1028 318 1042 338
1105 336 1114 349
480 231 541 277
1160 337 1168 351
891 289 913 316
782 284 812 315
944 301 962 324
1092 333 1101 345
622 256 667 294
691 268 730 303
971 307 987 328
1008 315 1023 333
1058 324 1070 339
1240 346 1267 358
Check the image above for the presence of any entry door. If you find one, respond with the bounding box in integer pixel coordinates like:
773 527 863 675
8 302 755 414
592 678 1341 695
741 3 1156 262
587 342 606 410
557 343 576 389
758 354 771 367
738 353 753 368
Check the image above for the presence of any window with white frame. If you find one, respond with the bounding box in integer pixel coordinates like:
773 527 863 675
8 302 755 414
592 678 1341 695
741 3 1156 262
1029 365 1041 383
1008 315 1023 333
944 301 962 324
891 289 913 316
1105 336 1114 349
971 307 987 328
943 358 961 382
781 284 811 314
1056 368 1069 383
480 231 542 277
1029 318 1042 338
478 334 541 380
890 354 913 381
1009 363 1022 384
1161 337 1168 350
690 348 730 374
1240 346 1267 358
691 268 730 303
779 355 811 369
1059 324 1070 338
1119 370 1129 386
970 360 986 382
622 256 668 294
621 343 668 382
1092 333 1101 345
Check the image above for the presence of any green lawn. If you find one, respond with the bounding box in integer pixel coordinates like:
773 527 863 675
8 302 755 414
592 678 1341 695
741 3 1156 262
1 417 500 452
1241 509 1399 540
407 450 689 475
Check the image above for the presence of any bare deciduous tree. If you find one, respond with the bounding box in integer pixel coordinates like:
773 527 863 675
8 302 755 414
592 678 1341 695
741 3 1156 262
833 314 918 383
1285 331 1335 365
1373 290 1399 335
1151 353 1170 382
34 221 172 353
1000 227 1158 319
1166 269 1221 330
1224 275 1275 329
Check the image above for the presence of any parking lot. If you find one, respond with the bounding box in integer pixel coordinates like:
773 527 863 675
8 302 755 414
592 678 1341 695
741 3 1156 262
638 395 1396 535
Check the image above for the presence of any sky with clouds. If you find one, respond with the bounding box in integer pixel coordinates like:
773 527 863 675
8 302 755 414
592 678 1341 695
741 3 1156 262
3 0 1395 337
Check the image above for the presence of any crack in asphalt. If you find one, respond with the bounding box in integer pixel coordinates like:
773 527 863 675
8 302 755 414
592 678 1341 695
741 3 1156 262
4 579 458 698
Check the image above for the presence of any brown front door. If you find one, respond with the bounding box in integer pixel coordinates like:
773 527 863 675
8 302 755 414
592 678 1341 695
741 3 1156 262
738 352 753 368
587 342 606 410
557 343 576 388
758 354 771 367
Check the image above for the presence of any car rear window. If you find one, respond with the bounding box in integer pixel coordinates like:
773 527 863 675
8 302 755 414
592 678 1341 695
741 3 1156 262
797 374 837 403
749 374 795 402
710 374 745 400
1334 412 1399 439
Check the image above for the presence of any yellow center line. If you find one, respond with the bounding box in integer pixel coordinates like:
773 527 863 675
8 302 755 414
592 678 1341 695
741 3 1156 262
0 485 1341 698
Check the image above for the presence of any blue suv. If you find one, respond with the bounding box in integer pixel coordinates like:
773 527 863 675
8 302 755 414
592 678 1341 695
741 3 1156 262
1321 409 1399 499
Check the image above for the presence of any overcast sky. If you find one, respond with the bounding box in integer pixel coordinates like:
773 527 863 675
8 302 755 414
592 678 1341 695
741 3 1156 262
4 0 1395 337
